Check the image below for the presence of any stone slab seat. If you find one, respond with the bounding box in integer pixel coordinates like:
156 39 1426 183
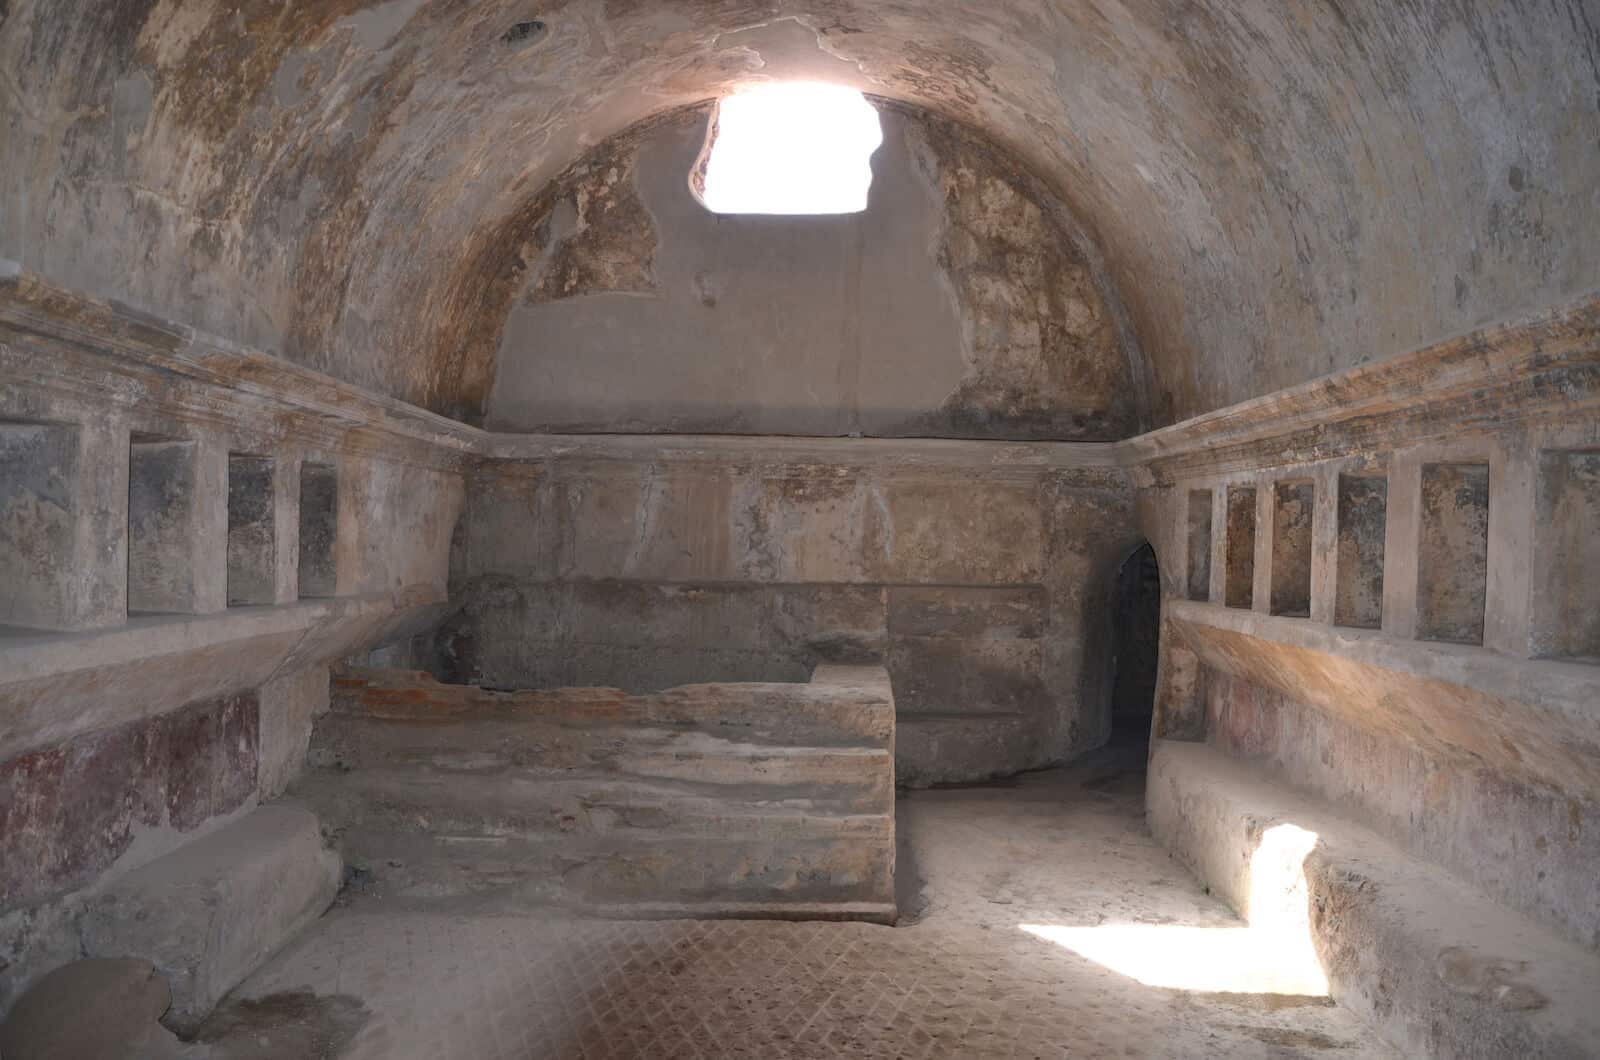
307 715 894 801
1148 739 1600 1059
79 802 341 1033
298 665 896 922
331 666 895 749
295 768 894 837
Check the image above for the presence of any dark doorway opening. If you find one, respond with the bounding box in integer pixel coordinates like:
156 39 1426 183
1110 542 1161 744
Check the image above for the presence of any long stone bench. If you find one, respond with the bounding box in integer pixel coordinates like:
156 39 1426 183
295 664 897 923
1148 739 1600 1058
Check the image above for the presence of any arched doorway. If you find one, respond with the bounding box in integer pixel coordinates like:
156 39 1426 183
1109 542 1161 744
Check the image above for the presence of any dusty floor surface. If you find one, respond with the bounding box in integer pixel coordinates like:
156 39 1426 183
198 741 1391 1058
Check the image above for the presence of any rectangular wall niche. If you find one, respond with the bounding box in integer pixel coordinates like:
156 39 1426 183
298 463 338 598
0 421 78 630
1531 450 1600 661
128 437 199 614
1186 489 1213 602
227 454 276 607
1269 480 1314 617
1335 474 1387 629
1417 462 1490 645
1224 485 1257 610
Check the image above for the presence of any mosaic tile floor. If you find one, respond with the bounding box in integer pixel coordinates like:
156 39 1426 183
210 743 1390 1059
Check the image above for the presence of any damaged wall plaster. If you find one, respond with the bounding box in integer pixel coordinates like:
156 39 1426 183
489 104 1139 439
435 454 1143 785
3 3 1596 426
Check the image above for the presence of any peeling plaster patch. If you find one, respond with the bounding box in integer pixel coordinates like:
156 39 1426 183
7 1 1599 426
529 148 659 303
110 72 155 155
0 692 259 910
271 51 314 108
896 111 1135 440
333 0 429 53
136 0 375 140
487 103 1135 439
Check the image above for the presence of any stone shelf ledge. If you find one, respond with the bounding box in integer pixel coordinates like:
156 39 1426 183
1122 291 1600 483
1165 598 1600 800
0 587 447 761
483 430 1124 476
0 264 478 466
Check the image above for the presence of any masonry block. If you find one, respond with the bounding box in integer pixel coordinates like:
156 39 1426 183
80 802 341 1032
258 665 330 798
298 666 894 922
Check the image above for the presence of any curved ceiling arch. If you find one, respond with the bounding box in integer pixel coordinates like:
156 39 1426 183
3 1 1596 428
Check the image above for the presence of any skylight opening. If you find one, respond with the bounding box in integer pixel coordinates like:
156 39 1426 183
695 83 883 216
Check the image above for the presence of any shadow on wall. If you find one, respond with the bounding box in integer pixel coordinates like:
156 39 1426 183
1109 542 1161 742
1021 823 1327 996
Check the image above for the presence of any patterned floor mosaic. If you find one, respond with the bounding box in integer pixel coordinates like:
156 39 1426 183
214 744 1391 1059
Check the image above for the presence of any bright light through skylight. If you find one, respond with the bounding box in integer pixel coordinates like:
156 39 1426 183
698 83 883 215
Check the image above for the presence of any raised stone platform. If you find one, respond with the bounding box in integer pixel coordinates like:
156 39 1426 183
1148 739 1600 1058
296 664 897 923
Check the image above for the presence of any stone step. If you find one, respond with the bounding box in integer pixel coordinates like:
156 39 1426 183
1148 740 1600 1059
336 829 896 918
297 768 892 835
309 713 894 802
78 802 341 1033
331 667 893 749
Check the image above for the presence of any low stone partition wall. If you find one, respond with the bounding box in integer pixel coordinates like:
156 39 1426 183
296 664 898 922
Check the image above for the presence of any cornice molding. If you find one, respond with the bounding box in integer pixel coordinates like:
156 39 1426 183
0 266 479 470
481 430 1123 479
5 265 1595 483
1118 291 1600 483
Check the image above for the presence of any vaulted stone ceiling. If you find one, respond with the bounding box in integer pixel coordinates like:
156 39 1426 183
3 1 1596 428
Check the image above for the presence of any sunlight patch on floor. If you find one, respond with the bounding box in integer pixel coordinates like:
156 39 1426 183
1021 823 1328 996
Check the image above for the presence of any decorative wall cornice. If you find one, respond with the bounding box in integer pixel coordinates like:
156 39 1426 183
0 265 478 471
5 265 1595 484
1118 291 1600 484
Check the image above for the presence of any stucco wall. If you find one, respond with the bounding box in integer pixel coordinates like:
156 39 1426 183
0 278 470 1013
1133 294 1600 960
437 448 1142 784
4 2 1594 425
489 106 1140 440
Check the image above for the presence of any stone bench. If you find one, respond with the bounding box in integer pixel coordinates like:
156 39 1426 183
1149 739 1600 1058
